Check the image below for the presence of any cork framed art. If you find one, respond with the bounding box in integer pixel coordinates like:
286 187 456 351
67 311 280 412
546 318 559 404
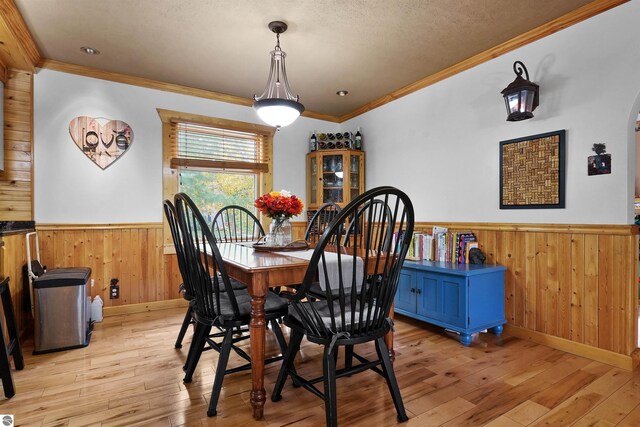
499 130 566 209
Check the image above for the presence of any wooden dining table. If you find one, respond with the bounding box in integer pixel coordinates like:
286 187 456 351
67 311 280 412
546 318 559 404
216 242 395 420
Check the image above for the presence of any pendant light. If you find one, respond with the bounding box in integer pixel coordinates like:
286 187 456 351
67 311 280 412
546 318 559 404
501 61 539 121
253 21 304 129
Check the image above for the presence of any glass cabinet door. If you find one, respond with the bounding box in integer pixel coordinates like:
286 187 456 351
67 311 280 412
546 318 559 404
350 154 361 201
310 156 318 206
322 154 344 204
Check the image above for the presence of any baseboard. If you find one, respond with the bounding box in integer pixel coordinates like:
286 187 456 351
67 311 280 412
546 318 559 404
504 324 637 371
103 299 188 317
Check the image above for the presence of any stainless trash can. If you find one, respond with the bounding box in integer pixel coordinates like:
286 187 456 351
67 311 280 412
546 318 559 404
33 267 92 354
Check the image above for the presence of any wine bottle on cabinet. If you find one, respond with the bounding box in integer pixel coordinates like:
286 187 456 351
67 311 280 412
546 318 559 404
355 131 362 150
310 132 317 152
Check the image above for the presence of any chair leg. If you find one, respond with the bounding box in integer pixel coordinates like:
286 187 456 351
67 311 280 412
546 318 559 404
182 321 201 371
207 328 234 417
344 345 354 371
375 337 408 422
270 318 288 355
271 329 303 402
175 304 193 349
183 323 210 383
323 344 338 427
0 326 15 398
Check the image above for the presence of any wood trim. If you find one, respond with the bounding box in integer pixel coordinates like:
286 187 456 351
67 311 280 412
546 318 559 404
0 0 41 71
505 324 636 370
338 0 628 122
0 60 7 83
169 158 269 173
103 298 188 317
39 60 339 122
157 108 276 136
414 221 638 236
36 223 163 230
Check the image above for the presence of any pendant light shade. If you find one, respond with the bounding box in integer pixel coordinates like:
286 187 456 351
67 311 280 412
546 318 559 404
253 21 304 129
501 61 539 122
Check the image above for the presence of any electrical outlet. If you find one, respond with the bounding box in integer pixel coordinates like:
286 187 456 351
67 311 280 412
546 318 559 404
91 278 95 288
110 278 120 299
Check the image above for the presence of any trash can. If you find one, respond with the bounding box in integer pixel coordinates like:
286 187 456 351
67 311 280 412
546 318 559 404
33 267 92 354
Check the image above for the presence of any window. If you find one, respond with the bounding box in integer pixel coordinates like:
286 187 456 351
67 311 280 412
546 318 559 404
158 109 274 247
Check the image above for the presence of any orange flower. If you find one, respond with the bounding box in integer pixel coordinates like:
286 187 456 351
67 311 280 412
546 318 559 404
255 190 303 219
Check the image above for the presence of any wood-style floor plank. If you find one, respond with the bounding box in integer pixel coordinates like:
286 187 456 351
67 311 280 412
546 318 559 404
1 310 639 426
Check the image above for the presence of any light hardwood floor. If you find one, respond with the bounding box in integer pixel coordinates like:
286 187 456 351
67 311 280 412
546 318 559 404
2 307 640 426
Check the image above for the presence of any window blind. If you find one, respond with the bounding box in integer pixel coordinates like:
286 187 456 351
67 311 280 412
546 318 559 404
170 121 269 172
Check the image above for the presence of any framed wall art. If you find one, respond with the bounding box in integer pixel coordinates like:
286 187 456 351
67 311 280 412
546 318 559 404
499 130 566 209
69 116 134 170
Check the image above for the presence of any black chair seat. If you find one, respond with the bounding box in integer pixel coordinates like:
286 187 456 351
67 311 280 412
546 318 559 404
286 298 379 332
206 288 288 323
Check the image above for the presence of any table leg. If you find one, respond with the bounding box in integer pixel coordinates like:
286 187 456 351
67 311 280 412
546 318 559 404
385 301 395 362
249 273 268 420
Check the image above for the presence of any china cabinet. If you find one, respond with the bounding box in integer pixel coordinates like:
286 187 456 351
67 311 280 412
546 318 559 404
306 149 365 211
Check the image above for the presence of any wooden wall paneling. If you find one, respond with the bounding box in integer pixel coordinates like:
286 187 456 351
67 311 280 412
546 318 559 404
497 231 516 324
557 233 572 340
535 233 548 333
524 232 537 331
570 234 585 343
36 225 168 309
165 252 183 301
101 229 113 303
611 235 627 354
92 230 105 300
546 233 559 337
513 232 526 327
121 229 132 305
1 70 33 220
1 233 30 336
139 229 149 304
583 234 599 347
629 236 639 356
598 234 614 351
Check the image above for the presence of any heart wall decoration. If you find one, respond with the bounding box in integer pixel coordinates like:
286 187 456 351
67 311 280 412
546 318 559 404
69 116 134 170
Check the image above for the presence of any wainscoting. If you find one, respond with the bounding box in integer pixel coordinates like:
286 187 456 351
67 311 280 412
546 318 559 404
414 222 639 369
36 221 640 368
36 224 174 308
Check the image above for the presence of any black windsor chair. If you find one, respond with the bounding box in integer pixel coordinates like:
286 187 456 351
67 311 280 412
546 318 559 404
304 202 341 246
174 193 290 417
271 186 414 427
164 200 196 350
212 205 265 243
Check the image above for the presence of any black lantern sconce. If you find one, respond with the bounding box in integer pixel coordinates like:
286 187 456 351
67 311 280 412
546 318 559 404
501 61 539 121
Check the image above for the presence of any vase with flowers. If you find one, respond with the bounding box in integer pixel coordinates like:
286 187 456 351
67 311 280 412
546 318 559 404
254 189 304 246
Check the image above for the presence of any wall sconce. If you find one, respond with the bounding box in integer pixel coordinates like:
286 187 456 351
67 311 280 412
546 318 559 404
501 61 539 121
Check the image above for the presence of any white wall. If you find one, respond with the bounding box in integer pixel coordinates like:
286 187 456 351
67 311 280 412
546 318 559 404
33 70 336 223
34 1 640 225
343 1 640 225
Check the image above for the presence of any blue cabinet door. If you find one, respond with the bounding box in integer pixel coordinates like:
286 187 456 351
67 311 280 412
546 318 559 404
416 273 440 319
394 269 416 312
416 273 466 328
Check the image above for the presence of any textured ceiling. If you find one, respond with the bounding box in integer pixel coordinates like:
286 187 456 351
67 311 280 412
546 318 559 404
15 0 597 117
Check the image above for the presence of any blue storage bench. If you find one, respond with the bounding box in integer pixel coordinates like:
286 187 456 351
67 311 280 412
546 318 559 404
394 260 506 346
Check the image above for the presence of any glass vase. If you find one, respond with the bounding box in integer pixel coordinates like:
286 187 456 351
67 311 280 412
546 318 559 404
267 215 292 246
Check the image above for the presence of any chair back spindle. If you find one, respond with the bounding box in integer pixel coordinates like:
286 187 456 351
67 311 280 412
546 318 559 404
212 205 264 243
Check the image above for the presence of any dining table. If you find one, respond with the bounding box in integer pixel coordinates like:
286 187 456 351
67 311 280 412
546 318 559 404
216 241 396 420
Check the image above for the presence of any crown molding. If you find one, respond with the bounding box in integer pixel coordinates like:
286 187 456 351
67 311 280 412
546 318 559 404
38 59 340 123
